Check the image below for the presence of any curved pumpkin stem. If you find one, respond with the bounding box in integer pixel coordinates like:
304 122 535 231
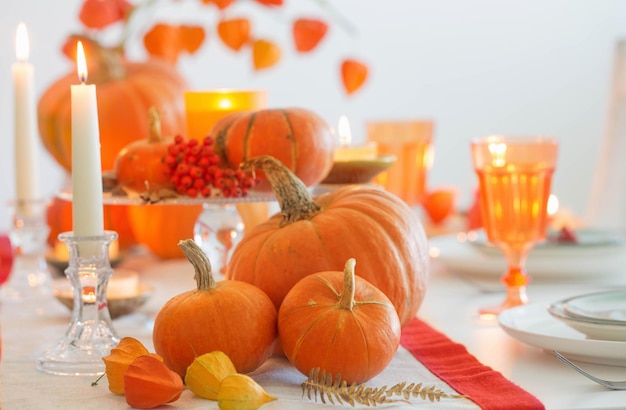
148 107 163 143
178 239 217 291
337 258 356 311
240 155 321 227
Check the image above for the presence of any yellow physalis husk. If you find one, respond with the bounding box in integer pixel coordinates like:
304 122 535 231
185 351 237 400
217 373 277 410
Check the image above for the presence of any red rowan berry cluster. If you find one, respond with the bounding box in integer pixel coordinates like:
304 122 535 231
163 135 258 198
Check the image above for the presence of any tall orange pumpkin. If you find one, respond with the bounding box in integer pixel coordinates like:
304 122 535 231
227 156 430 326
211 108 334 191
37 47 186 172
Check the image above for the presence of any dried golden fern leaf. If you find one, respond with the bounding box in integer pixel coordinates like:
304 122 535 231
301 367 467 407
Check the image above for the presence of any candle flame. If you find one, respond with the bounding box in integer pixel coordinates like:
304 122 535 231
547 194 559 216
218 98 233 109
16 22 29 62
338 115 352 146
76 41 88 83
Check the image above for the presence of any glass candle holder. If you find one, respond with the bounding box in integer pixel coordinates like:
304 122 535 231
366 120 434 206
194 203 244 276
2 198 51 301
36 230 120 376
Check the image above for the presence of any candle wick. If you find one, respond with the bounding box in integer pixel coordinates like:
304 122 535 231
79 73 87 84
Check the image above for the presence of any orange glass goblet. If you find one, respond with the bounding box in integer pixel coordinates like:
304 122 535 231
471 136 558 317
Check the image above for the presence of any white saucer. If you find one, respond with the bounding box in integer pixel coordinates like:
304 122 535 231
498 304 626 366
562 290 626 324
548 301 626 342
429 232 626 281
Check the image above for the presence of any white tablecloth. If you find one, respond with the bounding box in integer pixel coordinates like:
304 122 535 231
1 248 626 409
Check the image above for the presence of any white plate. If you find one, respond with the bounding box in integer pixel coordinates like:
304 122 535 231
548 302 626 342
498 304 626 366
563 290 626 324
429 232 626 280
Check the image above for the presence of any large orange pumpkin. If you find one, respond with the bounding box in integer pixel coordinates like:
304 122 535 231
38 49 186 172
227 156 429 326
278 258 401 384
211 108 334 191
153 240 277 378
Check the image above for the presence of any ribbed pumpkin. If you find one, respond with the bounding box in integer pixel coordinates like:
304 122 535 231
227 156 429 326
153 240 277 378
278 258 401 384
38 46 186 172
211 108 334 191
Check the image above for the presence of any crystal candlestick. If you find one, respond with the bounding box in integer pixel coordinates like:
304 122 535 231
37 231 120 375
2 199 51 301
194 203 244 275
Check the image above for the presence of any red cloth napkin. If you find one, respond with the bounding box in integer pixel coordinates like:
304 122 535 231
0 234 13 285
401 317 545 410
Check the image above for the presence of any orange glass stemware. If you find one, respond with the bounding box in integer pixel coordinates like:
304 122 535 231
471 136 558 317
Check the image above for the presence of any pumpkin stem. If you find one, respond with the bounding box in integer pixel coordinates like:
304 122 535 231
240 155 321 226
148 107 163 143
178 239 217 291
337 258 357 311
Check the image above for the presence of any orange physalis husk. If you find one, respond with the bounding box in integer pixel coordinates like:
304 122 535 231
185 351 237 400
218 18 251 51
79 0 133 30
423 188 456 224
293 18 328 53
254 0 283 6
201 0 235 9
143 23 205 65
341 59 369 95
124 355 186 409
253 39 281 70
102 337 162 395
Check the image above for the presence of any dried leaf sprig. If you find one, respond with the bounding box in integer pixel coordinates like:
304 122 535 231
301 368 467 407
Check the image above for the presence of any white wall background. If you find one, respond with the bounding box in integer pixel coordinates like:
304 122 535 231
2 0 626 232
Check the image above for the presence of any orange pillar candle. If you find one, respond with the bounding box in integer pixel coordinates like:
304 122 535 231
184 89 268 141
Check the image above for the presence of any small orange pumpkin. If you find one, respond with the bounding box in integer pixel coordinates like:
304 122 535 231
227 156 429 326
114 107 173 194
211 108 334 191
278 258 401 384
152 239 277 378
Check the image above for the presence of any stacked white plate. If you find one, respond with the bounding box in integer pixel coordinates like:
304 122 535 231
547 290 626 342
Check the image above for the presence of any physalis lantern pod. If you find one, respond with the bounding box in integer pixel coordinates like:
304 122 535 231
185 351 237 400
124 355 186 409
102 336 162 395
